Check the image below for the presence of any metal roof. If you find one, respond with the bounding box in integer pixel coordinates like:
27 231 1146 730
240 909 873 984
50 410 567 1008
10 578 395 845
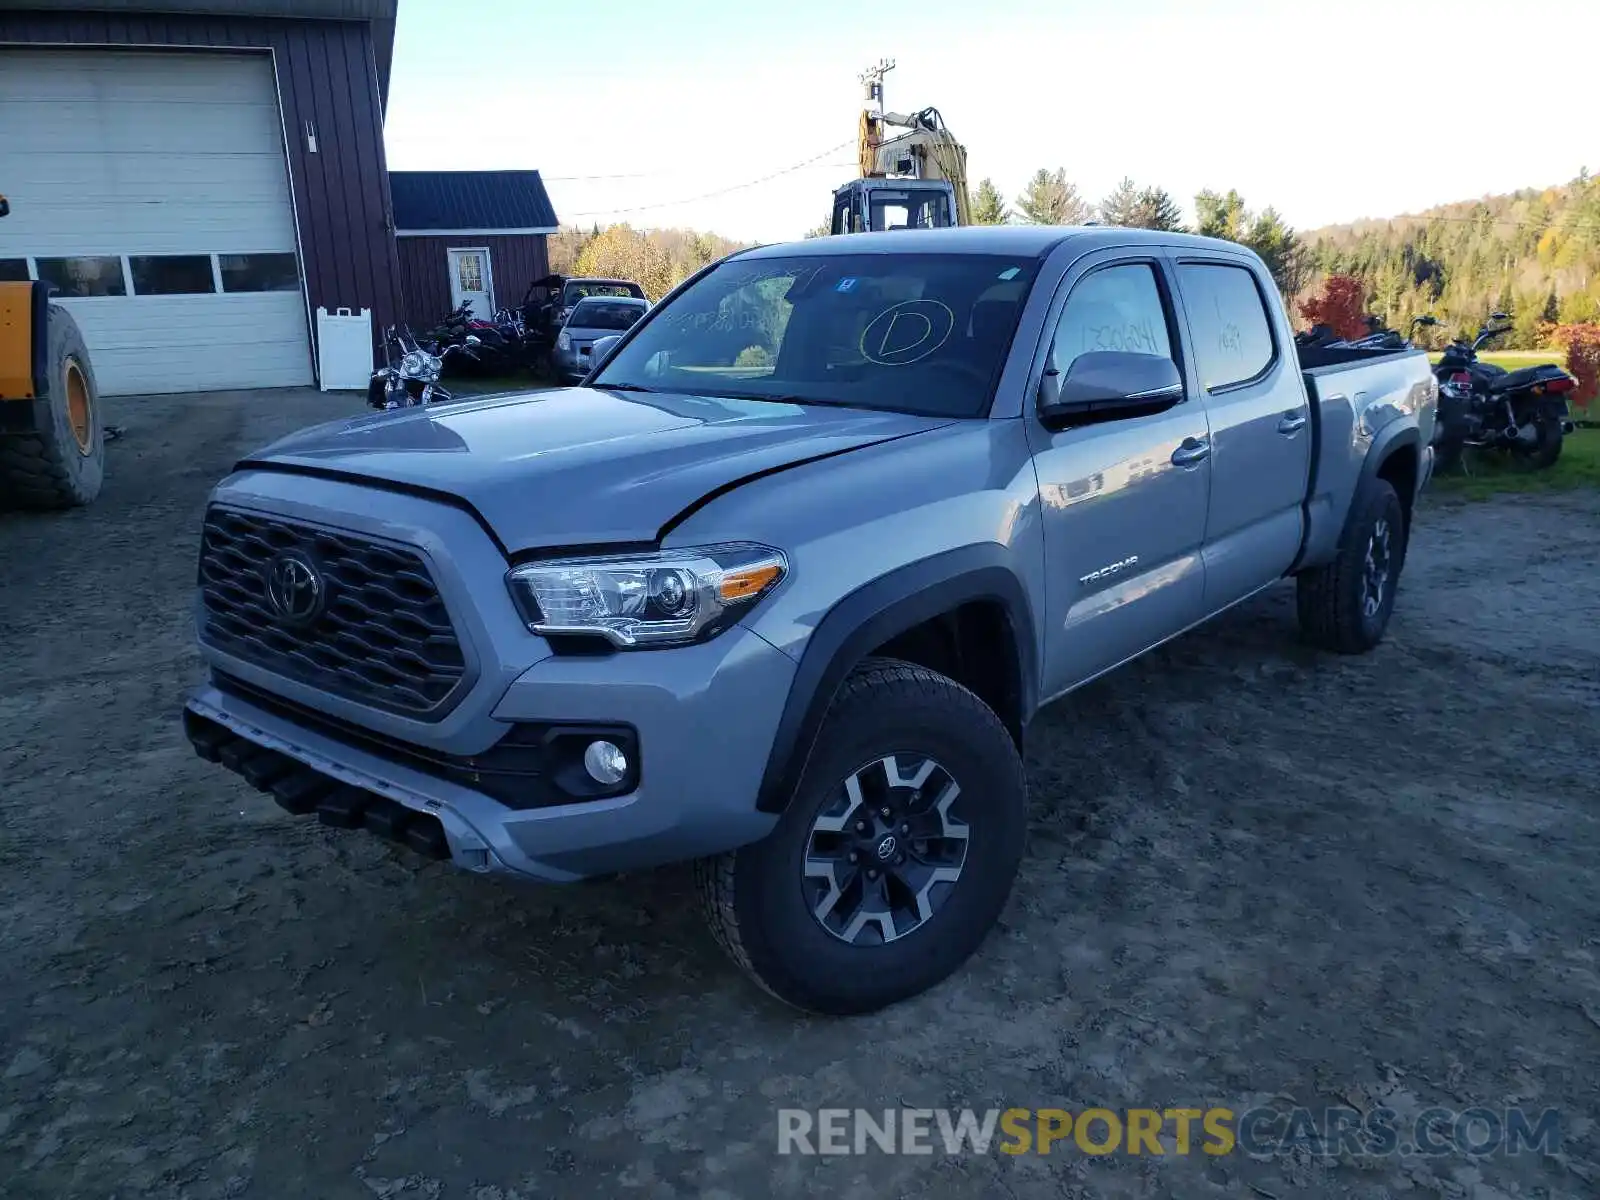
389 170 559 234
21 1 401 103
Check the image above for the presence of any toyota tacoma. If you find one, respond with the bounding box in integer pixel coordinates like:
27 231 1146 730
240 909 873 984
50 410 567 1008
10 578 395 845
183 226 1437 1015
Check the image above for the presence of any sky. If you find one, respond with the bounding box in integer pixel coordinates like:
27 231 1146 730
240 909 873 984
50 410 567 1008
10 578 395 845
384 0 1595 245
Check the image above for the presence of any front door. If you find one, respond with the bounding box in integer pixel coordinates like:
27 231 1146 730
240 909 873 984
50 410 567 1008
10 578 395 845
1026 255 1213 700
448 248 494 320
1170 257 1312 611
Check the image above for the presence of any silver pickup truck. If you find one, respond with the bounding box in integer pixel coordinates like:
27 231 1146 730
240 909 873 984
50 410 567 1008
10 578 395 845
183 227 1437 1015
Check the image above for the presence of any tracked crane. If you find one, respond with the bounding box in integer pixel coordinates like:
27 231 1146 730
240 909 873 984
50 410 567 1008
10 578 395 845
829 59 971 235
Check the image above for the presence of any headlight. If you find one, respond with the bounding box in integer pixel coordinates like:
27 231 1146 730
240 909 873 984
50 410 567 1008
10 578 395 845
506 543 787 648
400 351 426 376
557 331 571 351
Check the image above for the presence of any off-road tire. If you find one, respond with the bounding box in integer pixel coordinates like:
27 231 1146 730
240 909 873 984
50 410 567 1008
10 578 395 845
1296 476 1406 655
0 303 104 509
695 657 1027 1015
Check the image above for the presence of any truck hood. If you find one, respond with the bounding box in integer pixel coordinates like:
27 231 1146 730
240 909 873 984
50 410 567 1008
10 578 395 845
239 387 951 553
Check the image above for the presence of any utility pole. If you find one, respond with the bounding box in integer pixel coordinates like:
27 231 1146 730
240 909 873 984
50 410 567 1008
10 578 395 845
857 58 894 179
859 57 895 117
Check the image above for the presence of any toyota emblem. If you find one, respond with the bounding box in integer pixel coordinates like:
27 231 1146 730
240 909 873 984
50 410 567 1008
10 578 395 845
875 834 898 861
264 552 325 624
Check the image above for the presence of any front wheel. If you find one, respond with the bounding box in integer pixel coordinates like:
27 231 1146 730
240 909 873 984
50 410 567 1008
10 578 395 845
696 659 1027 1015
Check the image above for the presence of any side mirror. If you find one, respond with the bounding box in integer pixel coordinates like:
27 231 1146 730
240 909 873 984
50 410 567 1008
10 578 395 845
0 194 9 219
1038 351 1184 427
589 334 622 367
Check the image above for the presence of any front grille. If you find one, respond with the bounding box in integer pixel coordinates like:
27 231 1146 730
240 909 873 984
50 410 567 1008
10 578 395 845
198 507 467 718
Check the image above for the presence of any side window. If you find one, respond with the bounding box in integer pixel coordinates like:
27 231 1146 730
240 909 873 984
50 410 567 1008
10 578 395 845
1177 263 1276 390
1047 263 1174 378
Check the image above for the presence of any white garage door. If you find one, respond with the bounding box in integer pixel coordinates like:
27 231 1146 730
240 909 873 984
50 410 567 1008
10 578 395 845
0 48 314 395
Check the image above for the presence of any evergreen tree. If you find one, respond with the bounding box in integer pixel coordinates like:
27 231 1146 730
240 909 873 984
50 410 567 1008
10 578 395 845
1098 177 1141 226
1016 168 1090 226
971 178 1010 225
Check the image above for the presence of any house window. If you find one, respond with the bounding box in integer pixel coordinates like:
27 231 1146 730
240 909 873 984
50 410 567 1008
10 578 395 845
36 256 126 297
455 253 485 291
0 259 29 282
130 254 216 296
219 253 300 293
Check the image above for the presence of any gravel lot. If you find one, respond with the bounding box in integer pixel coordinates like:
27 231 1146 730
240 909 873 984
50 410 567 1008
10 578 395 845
3 388 1598 1199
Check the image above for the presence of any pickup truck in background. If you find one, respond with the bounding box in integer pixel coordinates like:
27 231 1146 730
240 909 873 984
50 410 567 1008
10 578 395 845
183 226 1437 1015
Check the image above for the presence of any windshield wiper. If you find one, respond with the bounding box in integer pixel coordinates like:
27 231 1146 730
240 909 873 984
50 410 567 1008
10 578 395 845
593 382 657 393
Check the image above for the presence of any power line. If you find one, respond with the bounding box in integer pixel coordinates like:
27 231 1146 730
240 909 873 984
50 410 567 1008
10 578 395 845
561 141 855 219
547 163 859 183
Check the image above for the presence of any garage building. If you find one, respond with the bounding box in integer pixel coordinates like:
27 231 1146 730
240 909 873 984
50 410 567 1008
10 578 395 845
0 1 405 396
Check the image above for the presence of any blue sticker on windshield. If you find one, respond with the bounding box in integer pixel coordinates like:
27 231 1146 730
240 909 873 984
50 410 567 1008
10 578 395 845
836 277 859 293
997 267 1021 281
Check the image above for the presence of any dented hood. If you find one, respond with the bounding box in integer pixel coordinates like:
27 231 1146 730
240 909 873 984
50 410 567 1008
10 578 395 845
238 387 950 553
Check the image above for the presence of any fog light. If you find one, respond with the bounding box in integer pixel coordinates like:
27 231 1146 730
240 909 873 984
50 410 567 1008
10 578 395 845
583 739 629 786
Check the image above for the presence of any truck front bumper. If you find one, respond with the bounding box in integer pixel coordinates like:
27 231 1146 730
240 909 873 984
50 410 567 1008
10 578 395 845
182 625 794 884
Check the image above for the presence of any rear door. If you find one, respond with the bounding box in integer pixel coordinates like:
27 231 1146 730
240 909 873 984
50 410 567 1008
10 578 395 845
1024 250 1213 698
1170 255 1311 612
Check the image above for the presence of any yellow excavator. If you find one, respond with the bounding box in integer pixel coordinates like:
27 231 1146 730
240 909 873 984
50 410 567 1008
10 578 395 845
0 192 105 508
829 59 972 235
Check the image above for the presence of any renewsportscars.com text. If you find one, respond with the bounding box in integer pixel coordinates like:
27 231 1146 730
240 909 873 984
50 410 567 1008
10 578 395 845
776 1106 1562 1158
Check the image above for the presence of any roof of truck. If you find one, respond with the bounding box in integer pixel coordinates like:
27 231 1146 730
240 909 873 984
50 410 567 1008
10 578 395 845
739 226 1255 260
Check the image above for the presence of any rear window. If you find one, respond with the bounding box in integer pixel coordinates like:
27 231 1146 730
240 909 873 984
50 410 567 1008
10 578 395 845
563 281 642 305
1177 263 1276 389
591 252 1040 418
567 299 645 331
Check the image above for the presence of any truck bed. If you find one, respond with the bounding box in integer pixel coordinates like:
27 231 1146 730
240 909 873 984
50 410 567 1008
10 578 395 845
1294 344 1437 571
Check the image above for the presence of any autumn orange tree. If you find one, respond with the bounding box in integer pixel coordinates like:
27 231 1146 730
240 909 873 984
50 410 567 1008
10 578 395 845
1549 323 1600 414
1298 275 1368 340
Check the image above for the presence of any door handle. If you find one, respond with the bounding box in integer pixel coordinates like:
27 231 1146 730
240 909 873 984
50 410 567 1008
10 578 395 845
1277 411 1308 435
1170 437 1211 467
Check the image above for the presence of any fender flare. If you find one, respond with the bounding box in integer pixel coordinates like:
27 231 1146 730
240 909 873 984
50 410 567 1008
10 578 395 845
1360 421 1423 518
754 546 1038 814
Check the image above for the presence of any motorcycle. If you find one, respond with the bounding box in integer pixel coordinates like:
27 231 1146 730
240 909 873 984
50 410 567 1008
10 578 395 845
366 323 478 410
1430 312 1578 472
1294 314 1435 353
422 302 519 377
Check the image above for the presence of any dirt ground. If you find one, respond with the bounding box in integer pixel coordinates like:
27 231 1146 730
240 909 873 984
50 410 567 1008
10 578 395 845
2 388 1598 1199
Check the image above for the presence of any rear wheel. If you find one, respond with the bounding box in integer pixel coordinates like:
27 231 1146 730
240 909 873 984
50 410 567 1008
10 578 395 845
1296 476 1406 655
696 658 1027 1015
1508 416 1563 471
0 303 105 509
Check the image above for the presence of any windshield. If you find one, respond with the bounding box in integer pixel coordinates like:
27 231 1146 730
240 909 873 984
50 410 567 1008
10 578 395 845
567 299 646 331
870 192 950 231
562 281 642 305
590 253 1039 417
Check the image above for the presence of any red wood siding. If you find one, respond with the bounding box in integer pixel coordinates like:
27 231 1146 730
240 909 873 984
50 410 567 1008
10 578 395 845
395 235 550 330
0 10 404 370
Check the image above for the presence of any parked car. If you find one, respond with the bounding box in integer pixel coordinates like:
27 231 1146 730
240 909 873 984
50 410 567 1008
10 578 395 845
554 295 650 383
551 277 646 330
182 226 1437 1016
